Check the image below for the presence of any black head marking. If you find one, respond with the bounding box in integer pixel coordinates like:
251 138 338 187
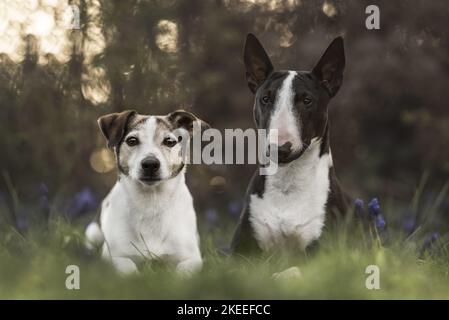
244 33 274 93
312 37 345 97
98 110 137 149
244 35 345 163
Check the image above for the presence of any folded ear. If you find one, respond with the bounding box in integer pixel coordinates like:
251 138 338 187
244 33 274 93
97 110 136 148
167 110 210 136
312 37 345 97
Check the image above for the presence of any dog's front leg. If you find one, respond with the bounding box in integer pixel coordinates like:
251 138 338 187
111 256 138 275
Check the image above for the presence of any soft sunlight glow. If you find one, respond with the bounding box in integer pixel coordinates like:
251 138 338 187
322 1 338 18
90 148 115 173
26 10 54 36
0 0 75 62
82 66 111 105
155 20 178 53
240 0 300 11
0 0 105 66
84 0 105 63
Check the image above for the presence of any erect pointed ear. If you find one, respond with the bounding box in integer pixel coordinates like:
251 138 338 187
97 110 137 148
312 37 345 97
167 110 210 137
244 33 274 93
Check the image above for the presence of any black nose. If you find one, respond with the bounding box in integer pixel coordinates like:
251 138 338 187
141 156 160 174
277 142 293 160
268 142 293 162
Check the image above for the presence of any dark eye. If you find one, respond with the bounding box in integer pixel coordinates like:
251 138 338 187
163 136 177 148
262 96 270 104
125 136 139 147
302 96 313 106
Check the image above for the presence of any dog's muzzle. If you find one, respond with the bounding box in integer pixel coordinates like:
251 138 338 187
268 142 307 164
139 156 161 184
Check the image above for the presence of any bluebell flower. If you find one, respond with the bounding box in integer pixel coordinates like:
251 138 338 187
368 198 381 217
354 198 365 218
205 209 218 225
228 200 242 218
402 215 416 234
366 198 387 232
375 214 386 231
35 182 50 219
420 232 439 256
67 187 98 218
430 232 439 242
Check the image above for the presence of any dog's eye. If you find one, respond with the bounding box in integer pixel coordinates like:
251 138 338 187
261 95 271 105
125 136 139 147
302 96 313 106
163 136 177 148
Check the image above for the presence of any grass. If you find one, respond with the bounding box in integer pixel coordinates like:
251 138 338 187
1 181 449 299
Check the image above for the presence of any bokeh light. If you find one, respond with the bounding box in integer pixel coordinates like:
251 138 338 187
90 148 115 173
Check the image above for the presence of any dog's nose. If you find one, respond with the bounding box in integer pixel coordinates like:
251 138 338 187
268 142 293 162
141 156 160 173
277 142 293 159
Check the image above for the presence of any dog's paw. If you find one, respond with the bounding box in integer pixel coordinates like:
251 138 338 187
112 257 139 276
175 259 203 277
271 266 302 280
84 222 104 251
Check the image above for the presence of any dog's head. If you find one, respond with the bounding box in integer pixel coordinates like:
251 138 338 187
244 34 345 163
98 110 208 186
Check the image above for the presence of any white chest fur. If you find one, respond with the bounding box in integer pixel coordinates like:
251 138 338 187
98 173 202 273
249 140 331 252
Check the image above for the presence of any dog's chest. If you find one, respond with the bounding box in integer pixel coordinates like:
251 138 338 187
101 183 192 261
249 153 331 251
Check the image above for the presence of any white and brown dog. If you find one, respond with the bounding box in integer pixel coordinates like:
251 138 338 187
85 109 207 274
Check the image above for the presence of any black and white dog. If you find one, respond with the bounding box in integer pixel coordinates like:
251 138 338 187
232 34 349 255
85 110 207 274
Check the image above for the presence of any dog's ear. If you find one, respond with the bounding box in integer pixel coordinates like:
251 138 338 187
244 33 274 93
97 110 137 148
167 110 210 136
312 37 345 97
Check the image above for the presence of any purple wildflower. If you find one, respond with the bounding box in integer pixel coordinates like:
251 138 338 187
67 187 97 218
36 182 50 220
354 198 365 218
368 198 381 218
420 232 439 256
228 200 242 218
402 215 416 234
375 214 386 231
206 209 218 224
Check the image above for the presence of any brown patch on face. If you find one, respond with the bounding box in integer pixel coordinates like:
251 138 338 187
167 110 210 136
101 110 208 181
116 115 149 176
97 110 137 175
98 110 137 148
155 116 185 179
130 115 150 128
